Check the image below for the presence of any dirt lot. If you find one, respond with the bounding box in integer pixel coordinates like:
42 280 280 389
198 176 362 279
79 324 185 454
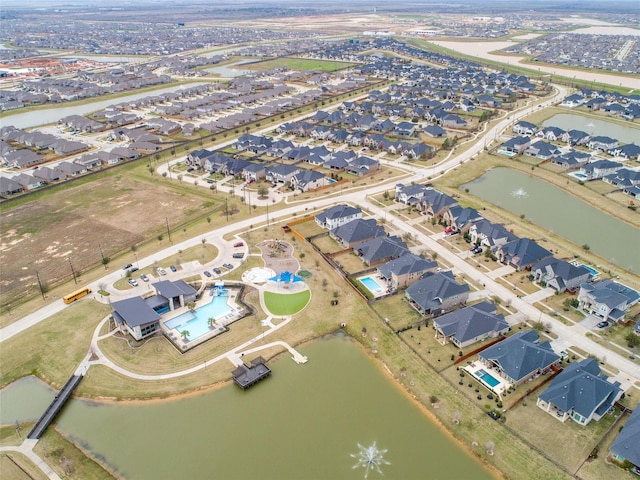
0 175 210 312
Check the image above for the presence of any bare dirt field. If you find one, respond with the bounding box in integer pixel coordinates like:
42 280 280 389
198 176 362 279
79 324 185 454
0 175 210 312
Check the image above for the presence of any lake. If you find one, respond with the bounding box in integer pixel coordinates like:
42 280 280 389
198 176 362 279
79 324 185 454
463 168 639 272
542 114 640 145
1 336 494 480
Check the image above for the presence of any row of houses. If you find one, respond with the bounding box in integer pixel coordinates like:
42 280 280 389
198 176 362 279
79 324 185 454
561 89 640 120
1 126 89 168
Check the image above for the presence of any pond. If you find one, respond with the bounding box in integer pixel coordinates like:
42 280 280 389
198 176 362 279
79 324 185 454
463 168 639 272
542 114 640 145
1 336 494 480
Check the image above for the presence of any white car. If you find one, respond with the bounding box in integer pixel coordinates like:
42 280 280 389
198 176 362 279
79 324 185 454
157 267 167 276
128 278 139 287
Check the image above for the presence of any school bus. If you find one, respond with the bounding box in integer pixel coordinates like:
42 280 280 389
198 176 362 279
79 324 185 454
63 287 92 304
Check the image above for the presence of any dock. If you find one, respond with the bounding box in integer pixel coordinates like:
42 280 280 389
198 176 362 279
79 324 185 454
232 357 271 390
27 374 83 439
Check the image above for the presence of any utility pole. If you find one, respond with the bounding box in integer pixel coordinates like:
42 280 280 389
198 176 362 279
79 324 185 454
225 197 229 222
68 258 77 285
165 217 171 243
98 244 107 269
35 270 46 300
266 202 270 228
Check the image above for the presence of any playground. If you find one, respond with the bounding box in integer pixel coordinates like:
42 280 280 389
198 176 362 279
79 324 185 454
257 240 300 274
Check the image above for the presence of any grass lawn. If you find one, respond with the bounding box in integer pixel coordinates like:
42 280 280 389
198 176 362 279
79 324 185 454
0 423 34 447
34 427 113 480
370 294 422 332
0 300 112 389
245 57 355 72
0 452 48 480
507 399 622 473
263 290 311 316
311 234 342 254
331 251 368 275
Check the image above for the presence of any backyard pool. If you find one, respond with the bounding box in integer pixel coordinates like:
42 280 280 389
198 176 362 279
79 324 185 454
359 275 385 296
165 296 232 341
579 264 599 276
474 369 501 389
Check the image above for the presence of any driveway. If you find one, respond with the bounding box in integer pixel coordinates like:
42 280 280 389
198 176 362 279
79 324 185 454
521 287 556 304
580 314 605 330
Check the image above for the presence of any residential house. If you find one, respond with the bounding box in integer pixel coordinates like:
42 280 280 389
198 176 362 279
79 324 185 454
291 170 327 192
355 235 409 267
609 407 640 470
56 161 87 177
536 358 622 426
603 168 640 190
500 136 531 154
405 271 470 315
531 258 592 293
12 173 44 190
424 125 446 137
552 150 591 169
478 329 561 386
579 159 622 180
346 155 378 175
433 301 509 348
442 206 482 232
610 143 640 162
242 163 266 182
495 237 552 271
588 136 619 152
513 121 538 136
0 176 23 196
578 279 640 324
561 94 585 108
265 164 300 184
395 183 431 205
315 204 362 230
33 166 66 183
537 126 565 142
442 114 467 129
330 218 386 249
562 129 591 146
469 219 517 248
377 253 438 290
418 189 458 218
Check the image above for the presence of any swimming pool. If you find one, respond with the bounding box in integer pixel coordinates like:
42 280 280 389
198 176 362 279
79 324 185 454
165 296 232 341
359 275 385 295
474 369 501 389
579 264 599 276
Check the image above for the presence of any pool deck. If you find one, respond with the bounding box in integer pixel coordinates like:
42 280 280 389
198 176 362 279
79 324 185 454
357 274 390 298
464 362 511 398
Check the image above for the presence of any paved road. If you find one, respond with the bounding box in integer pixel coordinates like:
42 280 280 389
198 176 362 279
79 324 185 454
3 83 639 385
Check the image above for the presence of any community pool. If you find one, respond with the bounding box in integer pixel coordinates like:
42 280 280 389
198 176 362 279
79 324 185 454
474 369 501 389
164 296 232 341
359 275 385 295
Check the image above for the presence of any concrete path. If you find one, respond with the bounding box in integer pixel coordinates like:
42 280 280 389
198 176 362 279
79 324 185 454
521 287 556 304
486 264 515 280
0 439 62 480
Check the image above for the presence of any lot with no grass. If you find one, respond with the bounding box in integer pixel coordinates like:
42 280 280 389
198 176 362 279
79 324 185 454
0 174 215 313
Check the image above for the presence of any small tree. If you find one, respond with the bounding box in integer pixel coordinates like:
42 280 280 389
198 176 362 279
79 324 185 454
181 330 190 341
625 332 640 348
429 395 439 405
186 301 196 311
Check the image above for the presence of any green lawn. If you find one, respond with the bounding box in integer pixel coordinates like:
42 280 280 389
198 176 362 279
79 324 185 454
263 290 311 316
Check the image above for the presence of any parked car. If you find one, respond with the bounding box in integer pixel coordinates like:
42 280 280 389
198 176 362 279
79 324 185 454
213 267 222 275
470 246 483 255
157 267 167 276
140 274 149 282
203 270 212 277
223 263 233 270
596 320 609 329
122 263 133 270
128 278 138 287
232 253 244 259
170 265 177 272
233 242 244 248
129 266 139 273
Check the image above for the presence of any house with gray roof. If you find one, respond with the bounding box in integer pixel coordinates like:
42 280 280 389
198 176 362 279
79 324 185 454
433 301 509 349
578 279 639 324
355 235 409 267
395 183 430 205
111 296 161 341
588 136 619 152
330 218 386 249
536 358 622 426
153 280 197 311
561 129 590 146
531 258 592 293
496 237 552 271
405 271 470 315
291 170 327 192
524 140 561 160
442 206 482 232
0 176 23 196
478 329 561 385
33 166 66 183
377 253 438 290
242 163 266 182
500 136 531 154
513 121 538 136
469 219 517 248
609 407 640 470
12 173 44 190
418 189 458 218
315 204 362 230
609 143 640 161
265 164 300 184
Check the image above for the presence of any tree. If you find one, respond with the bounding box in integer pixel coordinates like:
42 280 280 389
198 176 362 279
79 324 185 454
208 317 215 329
186 301 196 311
258 187 268 198
429 395 439 405
181 330 190 340
625 332 640 348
